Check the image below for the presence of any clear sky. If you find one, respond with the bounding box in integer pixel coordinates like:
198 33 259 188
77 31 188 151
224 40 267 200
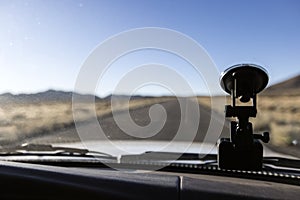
0 0 299 96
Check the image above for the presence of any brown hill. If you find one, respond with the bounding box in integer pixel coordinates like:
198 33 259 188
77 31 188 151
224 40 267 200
0 90 101 104
262 74 300 96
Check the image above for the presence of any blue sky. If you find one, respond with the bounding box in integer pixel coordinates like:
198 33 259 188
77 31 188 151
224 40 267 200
0 0 299 96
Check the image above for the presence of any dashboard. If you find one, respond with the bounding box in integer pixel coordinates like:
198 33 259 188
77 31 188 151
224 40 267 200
1 160 300 199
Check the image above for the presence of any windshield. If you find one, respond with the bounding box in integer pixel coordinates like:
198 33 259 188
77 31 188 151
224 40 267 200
0 0 300 168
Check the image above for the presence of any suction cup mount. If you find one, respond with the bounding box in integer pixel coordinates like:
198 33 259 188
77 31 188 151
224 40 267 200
218 64 270 170
220 64 269 102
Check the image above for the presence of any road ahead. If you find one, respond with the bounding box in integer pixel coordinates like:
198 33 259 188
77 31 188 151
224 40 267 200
30 99 230 144
29 99 297 158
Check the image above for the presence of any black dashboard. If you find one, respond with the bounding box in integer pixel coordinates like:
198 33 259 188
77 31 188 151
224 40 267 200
0 161 300 200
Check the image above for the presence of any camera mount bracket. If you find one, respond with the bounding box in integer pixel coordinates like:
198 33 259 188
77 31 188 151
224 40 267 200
218 64 269 170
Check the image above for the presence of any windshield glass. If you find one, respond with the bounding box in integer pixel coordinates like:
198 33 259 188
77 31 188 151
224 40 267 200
0 0 299 166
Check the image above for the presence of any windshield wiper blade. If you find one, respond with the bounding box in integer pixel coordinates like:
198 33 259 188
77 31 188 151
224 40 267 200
120 152 300 170
263 157 300 169
0 143 115 159
120 151 217 165
144 151 217 160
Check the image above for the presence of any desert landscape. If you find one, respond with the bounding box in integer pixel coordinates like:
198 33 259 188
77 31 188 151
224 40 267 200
0 74 299 157
0 93 173 145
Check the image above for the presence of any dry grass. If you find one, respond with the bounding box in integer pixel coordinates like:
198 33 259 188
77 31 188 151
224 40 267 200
1 94 299 149
254 95 300 146
0 97 173 145
197 95 300 147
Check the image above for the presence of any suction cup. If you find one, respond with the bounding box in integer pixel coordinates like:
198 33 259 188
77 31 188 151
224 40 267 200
220 64 269 102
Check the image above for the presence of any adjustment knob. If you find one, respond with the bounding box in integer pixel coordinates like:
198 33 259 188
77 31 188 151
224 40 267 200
254 132 270 143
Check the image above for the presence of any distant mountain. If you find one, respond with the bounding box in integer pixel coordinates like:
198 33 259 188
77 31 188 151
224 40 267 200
0 90 156 104
262 74 300 96
0 90 101 104
103 94 154 100
5 73 298 104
